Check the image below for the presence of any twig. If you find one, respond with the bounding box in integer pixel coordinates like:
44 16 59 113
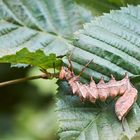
0 73 59 87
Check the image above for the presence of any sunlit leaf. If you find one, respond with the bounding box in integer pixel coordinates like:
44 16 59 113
57 5 140 140
0 0 92 69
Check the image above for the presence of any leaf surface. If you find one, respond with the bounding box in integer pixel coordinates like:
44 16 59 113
0 48 62 69
57 81 140 140
57 5 140 140
0 0 92 68
62 5 140 82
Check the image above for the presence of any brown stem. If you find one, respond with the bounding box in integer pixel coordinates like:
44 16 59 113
0 73 58 87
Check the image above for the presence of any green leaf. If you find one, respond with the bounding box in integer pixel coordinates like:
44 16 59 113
0 48 62 70
75 0 140 15
107 0 140 7
75 0 118 16
57 5 140 140
57 81 140 140
130 75 140 84
61 5 140 82
0 0 92 68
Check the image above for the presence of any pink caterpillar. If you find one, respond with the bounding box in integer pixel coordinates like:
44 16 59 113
59 59 137 123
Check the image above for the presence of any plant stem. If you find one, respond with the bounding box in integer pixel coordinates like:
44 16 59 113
0 74 54 87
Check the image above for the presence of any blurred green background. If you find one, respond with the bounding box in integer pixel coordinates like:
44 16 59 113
0 64 58 140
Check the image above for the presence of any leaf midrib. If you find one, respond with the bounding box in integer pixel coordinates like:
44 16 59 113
75 110 101 140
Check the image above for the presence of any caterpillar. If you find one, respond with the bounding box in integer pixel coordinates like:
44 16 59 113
59 58 138 124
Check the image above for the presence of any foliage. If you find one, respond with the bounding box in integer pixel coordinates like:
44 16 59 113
0 0 140 140
0 47 62 70
57 81 140 140
71 5 140 81
0 0 92 68
75 0 140 15
57 5 140 140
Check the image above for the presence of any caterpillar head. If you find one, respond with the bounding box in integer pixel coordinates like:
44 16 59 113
59 66 74 80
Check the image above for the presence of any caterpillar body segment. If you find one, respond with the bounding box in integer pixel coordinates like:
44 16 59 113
59 64 138 121
115 81 138 121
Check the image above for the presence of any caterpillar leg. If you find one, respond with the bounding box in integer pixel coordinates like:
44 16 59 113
121 117 125 131
68 49 74 73
78 59 93 77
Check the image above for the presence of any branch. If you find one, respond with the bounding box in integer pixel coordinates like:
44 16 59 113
0 73 59 87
